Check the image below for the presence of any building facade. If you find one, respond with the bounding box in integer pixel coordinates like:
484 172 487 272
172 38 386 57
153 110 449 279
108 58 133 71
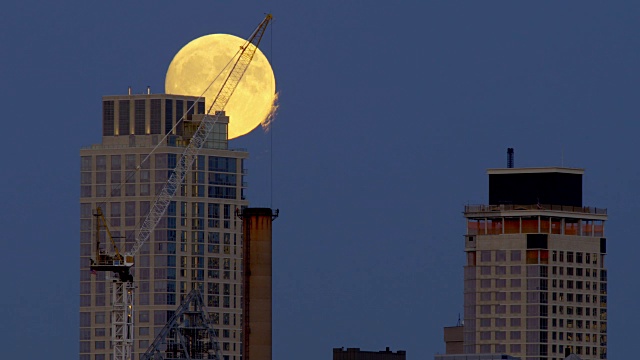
80 93 248 360
463 167 607 360
333 347 406 360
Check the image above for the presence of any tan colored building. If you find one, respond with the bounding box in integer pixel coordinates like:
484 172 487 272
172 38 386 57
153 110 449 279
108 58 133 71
79 92 248 360
462 167 608 360
444 325 464 354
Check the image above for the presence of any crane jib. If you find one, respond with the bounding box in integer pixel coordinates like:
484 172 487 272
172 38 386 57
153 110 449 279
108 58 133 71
98 14 274 360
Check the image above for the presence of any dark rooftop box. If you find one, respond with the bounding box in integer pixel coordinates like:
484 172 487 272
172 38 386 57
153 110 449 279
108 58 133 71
488 167 583 207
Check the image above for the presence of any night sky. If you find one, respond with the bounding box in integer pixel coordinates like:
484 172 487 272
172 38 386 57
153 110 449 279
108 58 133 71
1 1 639 359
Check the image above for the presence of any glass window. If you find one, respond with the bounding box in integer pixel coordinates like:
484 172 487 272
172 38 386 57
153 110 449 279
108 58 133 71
95 312 105 324
96 156 107 171
119 100 130 135
480 251 491 262
165 99 174 135
103 100 115 136
81 156 92 171
150 99 161 134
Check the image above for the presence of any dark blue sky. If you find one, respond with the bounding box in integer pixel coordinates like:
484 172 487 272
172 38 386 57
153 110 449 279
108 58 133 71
1 1 638 359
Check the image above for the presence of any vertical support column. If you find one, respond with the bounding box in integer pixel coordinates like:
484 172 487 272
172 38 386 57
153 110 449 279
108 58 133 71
241 208 277 360
125 282 135 360
112 281 125 360
112 280 135 360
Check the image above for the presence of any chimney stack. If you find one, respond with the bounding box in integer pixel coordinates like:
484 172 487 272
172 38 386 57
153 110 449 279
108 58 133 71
507 148 514 168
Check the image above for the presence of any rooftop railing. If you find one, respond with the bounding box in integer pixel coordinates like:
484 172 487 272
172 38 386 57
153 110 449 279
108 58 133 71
464 204 607 215
81 143 247 152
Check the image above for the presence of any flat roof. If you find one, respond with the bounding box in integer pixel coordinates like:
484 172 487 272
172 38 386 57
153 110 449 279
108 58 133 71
487 167 584 175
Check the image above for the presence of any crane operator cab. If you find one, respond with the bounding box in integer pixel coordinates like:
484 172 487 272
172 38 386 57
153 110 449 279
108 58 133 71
90 207 134 282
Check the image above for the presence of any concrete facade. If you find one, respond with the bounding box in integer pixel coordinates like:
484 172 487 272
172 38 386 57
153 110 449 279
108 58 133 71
79 93 248 360
462 167 608 360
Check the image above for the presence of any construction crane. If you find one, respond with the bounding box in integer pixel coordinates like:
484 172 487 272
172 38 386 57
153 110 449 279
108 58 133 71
90 14 273 360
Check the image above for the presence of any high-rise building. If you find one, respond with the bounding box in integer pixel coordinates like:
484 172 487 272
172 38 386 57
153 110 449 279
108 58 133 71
462 167 608 360
80 92 248 360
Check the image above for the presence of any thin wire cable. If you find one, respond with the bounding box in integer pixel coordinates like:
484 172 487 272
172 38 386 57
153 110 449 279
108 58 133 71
270 18 274 209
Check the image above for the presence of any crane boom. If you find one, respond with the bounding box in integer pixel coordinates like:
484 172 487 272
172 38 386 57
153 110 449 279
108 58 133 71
99 14 273 360
126 13 273 264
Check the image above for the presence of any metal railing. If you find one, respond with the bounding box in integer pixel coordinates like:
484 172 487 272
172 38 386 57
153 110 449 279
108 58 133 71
465 204 607 215
81 142 247 152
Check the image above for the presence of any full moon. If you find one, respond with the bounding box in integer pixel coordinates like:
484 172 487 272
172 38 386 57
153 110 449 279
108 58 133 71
165 34 276 139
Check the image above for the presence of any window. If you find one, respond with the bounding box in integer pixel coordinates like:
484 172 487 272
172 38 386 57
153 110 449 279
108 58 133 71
81 156 92 171
95 312 105 324
506 250 519 262
479 251 491 262
80 312 91 327
139 311 149 323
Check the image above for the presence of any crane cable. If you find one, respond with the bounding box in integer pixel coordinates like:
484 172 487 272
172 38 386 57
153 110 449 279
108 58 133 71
270 17 274 209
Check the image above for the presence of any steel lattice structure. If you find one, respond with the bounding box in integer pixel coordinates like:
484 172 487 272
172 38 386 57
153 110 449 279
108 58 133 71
142 289 222 360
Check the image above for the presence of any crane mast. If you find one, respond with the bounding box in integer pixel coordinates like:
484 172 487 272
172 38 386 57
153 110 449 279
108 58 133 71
91 14 273 360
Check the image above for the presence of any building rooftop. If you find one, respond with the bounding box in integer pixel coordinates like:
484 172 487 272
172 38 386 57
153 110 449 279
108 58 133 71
487 166 584 175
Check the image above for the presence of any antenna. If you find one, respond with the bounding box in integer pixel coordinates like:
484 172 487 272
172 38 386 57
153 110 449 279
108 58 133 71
507 148 514 168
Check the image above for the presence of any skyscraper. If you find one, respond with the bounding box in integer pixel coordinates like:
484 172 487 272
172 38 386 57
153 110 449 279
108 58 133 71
80 92 248 360
462 167 608 360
